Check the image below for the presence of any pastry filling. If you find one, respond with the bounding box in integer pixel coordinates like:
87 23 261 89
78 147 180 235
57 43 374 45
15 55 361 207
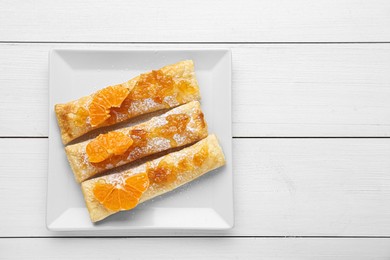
93 144 209 211
127 69 197 105
87 113 191 167
153 113 190 146
147 145 209 185
84 69 198 127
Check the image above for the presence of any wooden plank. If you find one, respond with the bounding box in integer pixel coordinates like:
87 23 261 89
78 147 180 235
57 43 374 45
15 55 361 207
2 138 390 236
1 238 390 259
234 45 390 136
0 44 48 136
1 44 390 137
1 0 390 42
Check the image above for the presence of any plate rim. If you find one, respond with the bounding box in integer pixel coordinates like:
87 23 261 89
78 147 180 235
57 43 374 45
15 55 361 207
47 48 233 231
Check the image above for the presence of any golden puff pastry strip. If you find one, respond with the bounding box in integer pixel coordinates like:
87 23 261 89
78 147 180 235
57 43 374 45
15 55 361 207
66 101 208 183
55 60 200 144
81 134 225 222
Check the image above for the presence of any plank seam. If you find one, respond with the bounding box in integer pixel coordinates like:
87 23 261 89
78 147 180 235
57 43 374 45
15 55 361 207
0 236 389 239
1 41 390 44
233 137 390 139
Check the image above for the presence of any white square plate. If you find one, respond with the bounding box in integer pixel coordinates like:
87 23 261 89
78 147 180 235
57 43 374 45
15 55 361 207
47 49 233 231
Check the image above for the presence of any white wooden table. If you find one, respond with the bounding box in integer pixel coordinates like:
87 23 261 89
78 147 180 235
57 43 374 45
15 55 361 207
1 0 390 258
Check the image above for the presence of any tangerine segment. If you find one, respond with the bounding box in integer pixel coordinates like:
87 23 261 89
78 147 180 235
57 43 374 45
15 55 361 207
89 85 130 127
101 188 121 211
93 181 114 202
93 173 149 211
124 173 150 194
86 132 133 163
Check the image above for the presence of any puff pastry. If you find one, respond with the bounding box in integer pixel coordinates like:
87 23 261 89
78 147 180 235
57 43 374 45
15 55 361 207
55 60 200 144
81 134 225 222
66 101 208 183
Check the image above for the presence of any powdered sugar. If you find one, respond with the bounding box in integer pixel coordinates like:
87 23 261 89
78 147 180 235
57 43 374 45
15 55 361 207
173 133 186 145
105 163 148 186
186 116 197 133
112 110 127 122
129 98 159 114
147 137 171 151
105 172 126 186
70 101 204 182
149 114 167 128
163 96 178 107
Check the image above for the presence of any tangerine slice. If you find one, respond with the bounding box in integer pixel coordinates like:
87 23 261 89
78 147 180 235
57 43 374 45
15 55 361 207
93 173 149 211
86 132 133 163
89 85 130 127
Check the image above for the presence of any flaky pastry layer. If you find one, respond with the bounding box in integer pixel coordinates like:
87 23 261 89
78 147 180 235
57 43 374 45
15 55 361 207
81 134 225 222
66 101 208 183
55 60 200 144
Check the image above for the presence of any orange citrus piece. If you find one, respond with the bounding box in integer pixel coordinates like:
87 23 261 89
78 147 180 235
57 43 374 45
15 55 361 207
89 85 130 127
86 132 133 163
93 173 150 211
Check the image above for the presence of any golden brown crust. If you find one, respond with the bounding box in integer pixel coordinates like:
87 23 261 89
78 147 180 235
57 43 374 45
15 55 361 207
65 101 208 183
55 60 200 144
81 134 225 222
55 103 73 144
